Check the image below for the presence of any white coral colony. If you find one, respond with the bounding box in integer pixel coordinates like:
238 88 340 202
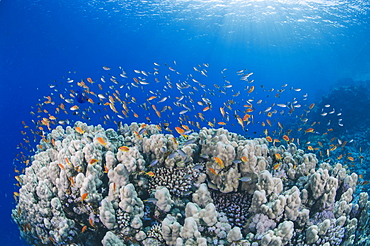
12 121 370 245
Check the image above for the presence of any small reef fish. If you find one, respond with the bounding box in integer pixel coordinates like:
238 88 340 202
239 177 251 182
275 153 282 160
175 126 185 135
97 137 107 146
89 159 99 164
177 149 187 157
149 160 159 167
347 156 354 161
183 139 197 145
81 193 88 202
70 105 79 111
119 146 130 152
81 226 88 233
75 126 85 134
58 163 66 170
273 162 282 170
144 198 158 204
145 171 155 177
305 128 315 133
168 152 178 159
209 168 218 175
214 157 224 168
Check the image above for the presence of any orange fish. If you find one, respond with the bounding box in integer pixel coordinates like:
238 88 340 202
307 146 314 151
202 106 210 112
209 168 218 175
70 105 79 111
329 137 336 143
273 162 281 170
337 154 343 160
49 237 55 244
248 86 255 93
305 128 314 133
175 126 185 135
58 163 66 170
181 125 190 131
266 136 273 142
236 116 244 129
243 114 251 121
214 157 224 168
81 225 88 233
59 103 66 110
347 156 354 161
145 171 155 177
241 156 248 163
81 193 88 202
309 103 315 109
119 146 130 152
15 176 22 183
275 153 282 160
89 159 99 165
282 135 290 142
97 137 107 146
75 126 85 134
89 218 95 228
266 119 272 127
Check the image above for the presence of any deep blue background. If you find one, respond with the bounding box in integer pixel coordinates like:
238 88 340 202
1 0 369 245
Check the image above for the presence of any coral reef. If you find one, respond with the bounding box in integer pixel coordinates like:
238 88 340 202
12 121 370 245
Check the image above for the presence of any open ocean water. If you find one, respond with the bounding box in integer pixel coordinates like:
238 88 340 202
1 0 370 245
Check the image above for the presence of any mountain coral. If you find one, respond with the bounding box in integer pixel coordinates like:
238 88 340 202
12 121 370 245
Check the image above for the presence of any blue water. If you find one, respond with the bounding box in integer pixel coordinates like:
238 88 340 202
1 0 369 245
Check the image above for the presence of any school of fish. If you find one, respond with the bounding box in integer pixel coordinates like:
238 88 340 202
13 62 367 191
